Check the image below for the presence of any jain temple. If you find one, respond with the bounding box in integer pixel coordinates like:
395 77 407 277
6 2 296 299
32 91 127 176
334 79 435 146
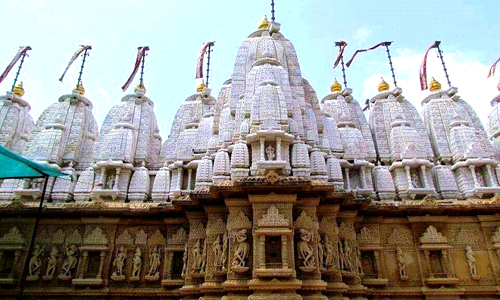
1 14 500 300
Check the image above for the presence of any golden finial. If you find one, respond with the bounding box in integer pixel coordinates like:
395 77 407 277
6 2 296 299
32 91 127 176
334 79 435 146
429 77 441 92
196 79 207 93
74 82 85 95
330 78 342 92
497 80 500 92
12 82 25 97
257 15 270 30
134 82 146 93
378 77 389 92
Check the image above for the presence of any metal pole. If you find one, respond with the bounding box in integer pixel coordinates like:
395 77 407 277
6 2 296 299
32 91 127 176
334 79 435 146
335 41 348 88
383 42 397 88
271 0 275 22
205 43 214 88
435 41 451 87
11 47 31 92
18 175 49 300
76 46 91 89
139 49 147 85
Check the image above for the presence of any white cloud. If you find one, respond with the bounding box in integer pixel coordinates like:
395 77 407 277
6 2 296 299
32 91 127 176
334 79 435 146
361 48 499 130
353 27 373 44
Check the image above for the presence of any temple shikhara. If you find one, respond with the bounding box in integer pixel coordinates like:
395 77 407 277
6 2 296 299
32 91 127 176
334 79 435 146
2 11 500 300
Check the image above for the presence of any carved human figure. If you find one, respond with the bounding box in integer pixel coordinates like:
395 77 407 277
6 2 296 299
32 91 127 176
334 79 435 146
106 175 115 190
396 246 407 279
476 170 485 187
266 144 275 161
338 240 345 270
147 245 161 276
221 232 228 270
212 234 223 268
342 240 353 271
324 235 336 270
232 229 249 268
318 235 325 268
465 246 478 277
113 246 127 277
192 239 204 271
28 245 43 276
132 247 142 279
45 246 58 278
181 244 188 276
59 245 78 277
200 240 207 272
410 171 420 188
297 228 315 268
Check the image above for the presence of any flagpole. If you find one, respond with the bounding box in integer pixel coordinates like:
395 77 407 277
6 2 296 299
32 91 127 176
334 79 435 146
383 42 397 88
76 46 91 89
139 47 148 85
11 47 31 92
435 41 451 87
205 42 214 88
271 0 275 22
335 41 348 88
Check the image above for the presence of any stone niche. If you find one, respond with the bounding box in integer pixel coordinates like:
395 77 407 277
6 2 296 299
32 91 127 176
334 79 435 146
250 194 295 278
72 227 109 286
162 226 188 286
0 227 25 285
357 225 388 287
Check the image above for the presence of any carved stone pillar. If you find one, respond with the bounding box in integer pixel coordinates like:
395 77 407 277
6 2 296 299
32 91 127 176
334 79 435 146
405 165 412 188
344 168 351 190
420 165 429 188
469 165 479 188
276 137 282 161
360 166 366 189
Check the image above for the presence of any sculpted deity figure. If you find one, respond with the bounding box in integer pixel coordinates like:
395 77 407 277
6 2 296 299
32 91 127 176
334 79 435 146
232 229 249 269
410 171 420 188
28 245 43 277
340 240 353 271
213 235 223 268
112 246 127 277
297 229 315 268
338 240 345 270
59 245 78 278
318 235 325 268
106 175 115 190
147 245 161 277
45 246 58 278
465 246 478 277
476 170 485 187
324 235 336 270
131 247 142 279
266 144 275 161
396 246 408 280
181 244 188 276
192 239 204 271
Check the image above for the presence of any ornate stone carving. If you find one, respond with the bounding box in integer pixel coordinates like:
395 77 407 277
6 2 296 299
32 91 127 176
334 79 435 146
65 229 83 245
170 227 188 245
43 246 58 280
51 229 65 244
228 210 252 231
258 205 288 227
231 229 249 273
83 227 108 245
148 229 166 245
492 226 500 244
116 229 134 245
189 222 206 240
145 245 161 281
191 239 205 273
297 228 315 271
294 211 318 230
181 244 188 278
26 245 43 281
135 229 147 245
207 217 226 235
265 144 275 160
396 246 409 281
338 239 353 272
420 226 447 244
111 246 127 281
212 234 224 269
58 244 78 280
0 227 24 245
465 246 480 280
130 247 142 281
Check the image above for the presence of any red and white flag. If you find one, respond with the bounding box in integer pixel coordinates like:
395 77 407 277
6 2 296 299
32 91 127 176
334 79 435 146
419 41 440 90
488 56 500 78
122 46 149 92
346 41 390 68
0 46 32 85
333 41 347 69
59 45 91 82
195 41 214 79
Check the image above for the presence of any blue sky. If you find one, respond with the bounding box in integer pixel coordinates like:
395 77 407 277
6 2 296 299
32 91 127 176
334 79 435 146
1 0 499 138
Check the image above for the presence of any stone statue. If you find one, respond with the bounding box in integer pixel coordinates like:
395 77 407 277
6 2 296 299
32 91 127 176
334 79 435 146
341 240 353 271
106 175 115 190
200 240 207 272
410 171 420 188
213 234 223 268
44 246 58 279
221 232 228 270
318 235 325 268
182 244 188 277
266 144 275 161
324 235 336 271
28 245 43 278
232 229 249 269
131 247 142 280
465 246 478 278
59 244 78 279
476 171 485 187
192 239 204 271
338 240 345 271
112 246 127 279
147 245 161 278
396 246 408 280
297 228 315 268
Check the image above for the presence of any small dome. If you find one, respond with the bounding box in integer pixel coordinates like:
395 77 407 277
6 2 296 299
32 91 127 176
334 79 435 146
378 77 389 92
429 77 441 92
74 82 85 95
13 82 24 96
134 82 146 93
197 79 207 93
330 78 341 93
257 15 269 30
